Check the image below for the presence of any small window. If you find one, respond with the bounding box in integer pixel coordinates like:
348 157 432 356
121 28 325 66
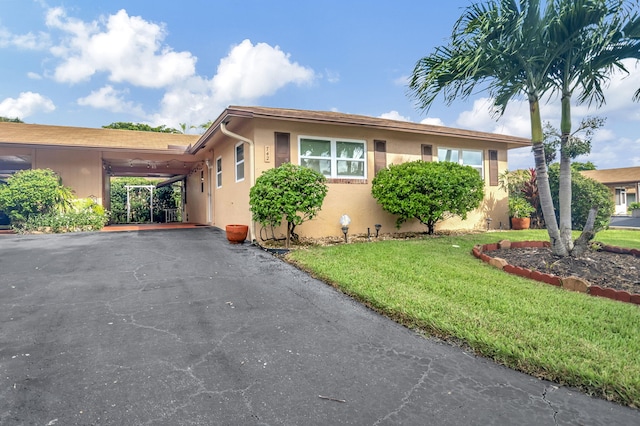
299 136 366 179
438 147 483 177
216 156 222 188
235 142 245 182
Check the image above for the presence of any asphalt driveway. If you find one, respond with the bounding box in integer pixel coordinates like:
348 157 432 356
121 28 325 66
0 228 638 425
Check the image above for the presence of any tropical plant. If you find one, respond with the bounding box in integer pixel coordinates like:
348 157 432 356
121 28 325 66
0 169 74 227
371 160 484 234
408 0 640 257
508 196 536 218
249 163 328 248
548 164 614 235
20 198 110 233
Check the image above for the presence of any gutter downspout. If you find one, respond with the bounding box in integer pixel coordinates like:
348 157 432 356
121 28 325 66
205 159 213 225
220 121 256 243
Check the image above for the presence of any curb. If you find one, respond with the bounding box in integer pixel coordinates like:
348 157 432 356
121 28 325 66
472 241 640 306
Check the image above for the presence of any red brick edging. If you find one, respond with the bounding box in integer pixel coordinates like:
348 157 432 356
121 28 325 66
472 240 640 306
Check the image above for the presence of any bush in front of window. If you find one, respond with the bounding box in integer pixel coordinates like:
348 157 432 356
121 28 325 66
371 160 484 234
250 163 328 247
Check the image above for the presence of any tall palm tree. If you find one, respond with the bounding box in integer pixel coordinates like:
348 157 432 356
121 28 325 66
409 0 640 256
548 0 640 252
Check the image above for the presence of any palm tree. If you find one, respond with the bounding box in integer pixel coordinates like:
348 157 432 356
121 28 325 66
548 0 640 252
409 0 640 256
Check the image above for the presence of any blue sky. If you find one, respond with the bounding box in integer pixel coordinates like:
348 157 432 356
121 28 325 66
1 0 640 170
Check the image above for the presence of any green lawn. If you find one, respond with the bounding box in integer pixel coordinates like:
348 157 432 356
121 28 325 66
288 229 640 407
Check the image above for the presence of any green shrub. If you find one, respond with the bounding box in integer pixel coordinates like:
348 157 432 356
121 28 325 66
250 163 328 246
0 169 74 225
371 160 484 234
20 198 109 233
548 164 613 231
629 202 640 210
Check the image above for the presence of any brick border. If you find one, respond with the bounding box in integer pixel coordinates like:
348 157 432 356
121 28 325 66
472 240 640 306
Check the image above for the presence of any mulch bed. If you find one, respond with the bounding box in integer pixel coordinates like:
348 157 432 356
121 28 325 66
494 247 640 295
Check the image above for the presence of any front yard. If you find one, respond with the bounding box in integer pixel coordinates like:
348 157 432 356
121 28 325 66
287 229 640 408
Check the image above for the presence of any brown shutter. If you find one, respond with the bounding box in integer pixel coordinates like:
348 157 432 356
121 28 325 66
421 144 433 161
374 140 387 175
489 150 498 186
275 132 290 167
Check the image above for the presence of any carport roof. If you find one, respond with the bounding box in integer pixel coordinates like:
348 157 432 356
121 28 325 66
0 122 199 152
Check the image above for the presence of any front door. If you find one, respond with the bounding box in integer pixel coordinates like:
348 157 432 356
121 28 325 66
615 187 627 215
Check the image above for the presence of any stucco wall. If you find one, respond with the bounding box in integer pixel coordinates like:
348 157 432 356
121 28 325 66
206 118 510 240
33 148 103 203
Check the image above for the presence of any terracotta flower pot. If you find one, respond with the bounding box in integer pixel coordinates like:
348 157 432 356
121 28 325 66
511 217 531 230
226 224 249 244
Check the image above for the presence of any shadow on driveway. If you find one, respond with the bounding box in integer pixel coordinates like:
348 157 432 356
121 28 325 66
0 228 637 425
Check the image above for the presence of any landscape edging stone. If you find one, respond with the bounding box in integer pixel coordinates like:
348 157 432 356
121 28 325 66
473 240 639 306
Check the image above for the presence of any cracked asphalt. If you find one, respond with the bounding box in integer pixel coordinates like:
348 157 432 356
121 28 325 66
0 227 638 425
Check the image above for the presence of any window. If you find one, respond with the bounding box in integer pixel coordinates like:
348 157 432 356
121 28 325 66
299 136 366 179
438 147 483 177
235 142 244 182
216 156 222 188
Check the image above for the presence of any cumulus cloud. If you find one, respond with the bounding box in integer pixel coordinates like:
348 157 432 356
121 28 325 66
420 117 445 126
211 39 314 104
0 92 55 118
77 85 145 116
150 39 316 128
46 8 196 87
379 110 410 121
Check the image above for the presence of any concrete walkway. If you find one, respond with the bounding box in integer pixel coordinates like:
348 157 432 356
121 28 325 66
0 228 638 425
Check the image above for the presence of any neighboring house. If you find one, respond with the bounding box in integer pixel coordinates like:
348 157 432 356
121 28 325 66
581 167 640 215
0 106 530 239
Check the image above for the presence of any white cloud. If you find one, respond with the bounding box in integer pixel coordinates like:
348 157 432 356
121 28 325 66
0 27 50 50
379 110 410 121
0 92 55 118
324 69 340 83
420 117 445 126
150 39 316 128
77 85 145 116
211 39 314 104
27 72 43 80
46 8 196 87
393 75 409 86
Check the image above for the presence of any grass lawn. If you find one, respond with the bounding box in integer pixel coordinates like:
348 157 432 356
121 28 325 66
288 229 640 407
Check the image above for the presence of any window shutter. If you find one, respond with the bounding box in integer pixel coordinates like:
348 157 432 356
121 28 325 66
421 144 433 162
489 150 498 186
275 132 290 167
374 140 387 175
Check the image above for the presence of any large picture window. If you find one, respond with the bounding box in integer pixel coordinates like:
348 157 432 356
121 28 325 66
235 142 244 182
438 147 483 177
299 136 366 179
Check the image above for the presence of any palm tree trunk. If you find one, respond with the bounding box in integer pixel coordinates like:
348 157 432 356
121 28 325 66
559 94 574 252
529 96 568 256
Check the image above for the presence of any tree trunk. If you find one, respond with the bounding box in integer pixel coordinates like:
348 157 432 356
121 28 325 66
572 207 598 257
529 96 568 256
559 94 574 252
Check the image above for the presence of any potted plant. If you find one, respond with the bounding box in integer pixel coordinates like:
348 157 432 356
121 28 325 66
509 197 536 230
630 202 640 218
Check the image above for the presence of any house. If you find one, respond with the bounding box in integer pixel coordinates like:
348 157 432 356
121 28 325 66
581 167 640 215
0 106 530 239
